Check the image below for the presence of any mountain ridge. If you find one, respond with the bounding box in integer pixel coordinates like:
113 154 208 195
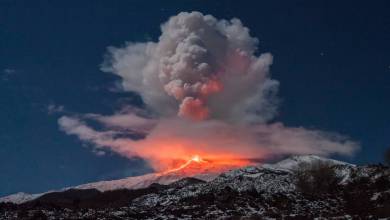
0 155 352 204
1 155 390 219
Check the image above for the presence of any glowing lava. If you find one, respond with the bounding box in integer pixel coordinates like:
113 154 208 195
160 154 253 176
191 155 204 163
161 155 206 174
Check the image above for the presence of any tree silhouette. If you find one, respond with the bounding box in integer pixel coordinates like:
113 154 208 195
385 148 390 165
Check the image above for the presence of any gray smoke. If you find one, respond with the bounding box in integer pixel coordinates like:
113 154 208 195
58 12 359 170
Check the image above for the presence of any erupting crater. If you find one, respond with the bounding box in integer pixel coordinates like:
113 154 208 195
69 154 257 193
160 154 253 177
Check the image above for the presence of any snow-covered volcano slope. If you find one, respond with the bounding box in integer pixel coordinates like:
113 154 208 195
133 155 356 207
0 155 354 204
263 154 352 170
0 192 43 205
0 156 242 204
2 155 390 219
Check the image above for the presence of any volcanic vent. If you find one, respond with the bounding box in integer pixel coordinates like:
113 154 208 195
162 155 252 175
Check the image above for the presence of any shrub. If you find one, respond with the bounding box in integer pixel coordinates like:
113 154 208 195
294 161 341 196
343 190 373 216
385 148 390 165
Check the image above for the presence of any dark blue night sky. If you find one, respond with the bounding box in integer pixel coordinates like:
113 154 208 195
1 0 389 196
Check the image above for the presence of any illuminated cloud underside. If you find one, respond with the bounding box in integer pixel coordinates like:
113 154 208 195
58 12 359 171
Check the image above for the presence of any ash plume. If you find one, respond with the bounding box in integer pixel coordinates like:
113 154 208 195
58 12 359 171
101 11 278 123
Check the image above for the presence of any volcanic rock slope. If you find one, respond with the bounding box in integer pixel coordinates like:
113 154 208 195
1 155 390 219
0 157 243 204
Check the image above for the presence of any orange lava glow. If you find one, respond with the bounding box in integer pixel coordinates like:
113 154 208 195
159 154 254 175
191 155 203 163
129 136 268 172
122 119 269 173
161 155 205 174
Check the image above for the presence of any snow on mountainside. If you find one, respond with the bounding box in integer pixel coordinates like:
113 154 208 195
0 156 239 204
126 155 389 219
0 193 42 205
262 155 356 184
263 154 353 171
2 155 390 219
133 155 356 209
74 167 217 192
75 156 242 191
0 155 354 204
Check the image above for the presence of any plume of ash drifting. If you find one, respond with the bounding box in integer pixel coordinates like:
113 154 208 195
101 11 278 123
58 12 358 171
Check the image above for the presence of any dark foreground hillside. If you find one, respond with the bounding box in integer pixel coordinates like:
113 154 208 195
1 156 390 219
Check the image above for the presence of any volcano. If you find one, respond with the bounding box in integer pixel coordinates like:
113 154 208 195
0 156 249 204
2 155 390 219
75 156 250 192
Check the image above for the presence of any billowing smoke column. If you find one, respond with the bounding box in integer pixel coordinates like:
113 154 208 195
101 12 278 123
58 12 359 171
